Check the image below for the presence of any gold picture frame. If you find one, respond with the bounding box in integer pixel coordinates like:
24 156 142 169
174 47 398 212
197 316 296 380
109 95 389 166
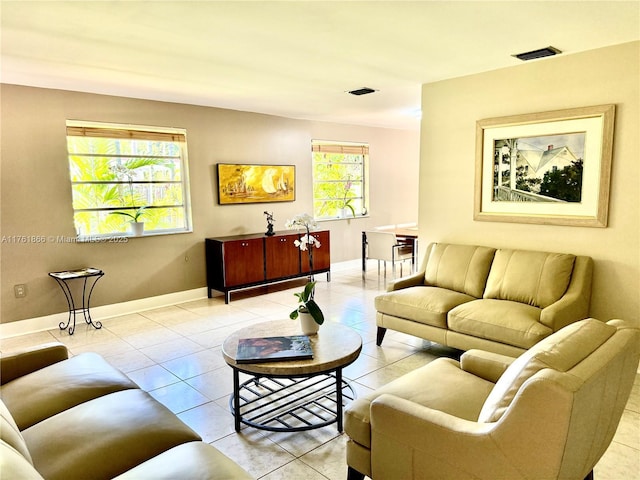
217 164 295 205
474 104 615 227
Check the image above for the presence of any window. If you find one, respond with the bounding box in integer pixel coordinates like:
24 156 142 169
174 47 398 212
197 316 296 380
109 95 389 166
312 141 368 220
66 121 192 239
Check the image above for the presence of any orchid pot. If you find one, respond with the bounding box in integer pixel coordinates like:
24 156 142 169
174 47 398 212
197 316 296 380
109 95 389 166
130 221 145 237
298 310 320 335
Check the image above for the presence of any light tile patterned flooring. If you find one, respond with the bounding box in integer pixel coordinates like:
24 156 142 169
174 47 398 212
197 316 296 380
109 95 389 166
2 262 639 479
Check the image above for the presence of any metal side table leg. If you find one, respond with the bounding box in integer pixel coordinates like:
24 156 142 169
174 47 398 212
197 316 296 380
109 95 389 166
233 368 241 432
336 368 344 433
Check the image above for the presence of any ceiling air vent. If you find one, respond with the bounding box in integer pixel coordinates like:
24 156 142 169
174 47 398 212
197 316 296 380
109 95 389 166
348 87 377 96
512 46 562 61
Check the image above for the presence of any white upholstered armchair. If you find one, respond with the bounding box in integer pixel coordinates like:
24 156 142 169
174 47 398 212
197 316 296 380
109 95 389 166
344 318 639 480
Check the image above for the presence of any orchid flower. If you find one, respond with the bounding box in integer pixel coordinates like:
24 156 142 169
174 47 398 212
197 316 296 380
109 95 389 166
294 234 321 251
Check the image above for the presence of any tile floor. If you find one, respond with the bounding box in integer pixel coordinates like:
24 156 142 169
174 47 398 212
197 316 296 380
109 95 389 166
2 262 639 479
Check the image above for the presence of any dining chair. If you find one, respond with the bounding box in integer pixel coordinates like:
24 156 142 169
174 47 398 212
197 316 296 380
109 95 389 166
365 231 414 277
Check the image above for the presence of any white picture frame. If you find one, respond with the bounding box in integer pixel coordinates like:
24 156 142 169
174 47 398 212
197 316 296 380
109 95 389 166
474 104 615 227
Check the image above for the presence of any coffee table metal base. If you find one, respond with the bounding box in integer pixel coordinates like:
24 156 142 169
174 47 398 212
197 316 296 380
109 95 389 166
230 368 356 433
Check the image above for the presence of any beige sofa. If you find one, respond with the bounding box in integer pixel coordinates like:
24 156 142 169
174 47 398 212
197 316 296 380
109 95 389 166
345 318 640 480
375 242 593 356
0 342 252 480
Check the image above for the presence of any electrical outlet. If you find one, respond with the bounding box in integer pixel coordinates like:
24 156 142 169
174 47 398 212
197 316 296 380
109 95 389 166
14 284 27 298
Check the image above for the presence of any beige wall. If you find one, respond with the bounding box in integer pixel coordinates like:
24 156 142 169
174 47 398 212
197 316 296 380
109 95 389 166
419 41 639 324
0 86 419 323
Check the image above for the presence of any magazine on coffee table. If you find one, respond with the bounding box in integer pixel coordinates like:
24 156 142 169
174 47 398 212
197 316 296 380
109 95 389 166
236 335 313 363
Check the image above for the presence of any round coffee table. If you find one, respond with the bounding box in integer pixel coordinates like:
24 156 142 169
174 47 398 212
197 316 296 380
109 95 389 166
222 320 362 432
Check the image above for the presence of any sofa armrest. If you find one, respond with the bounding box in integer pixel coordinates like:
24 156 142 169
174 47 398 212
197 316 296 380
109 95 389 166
1 342 69 385
460 349 516 383
540 256 593 332
387 271 426 291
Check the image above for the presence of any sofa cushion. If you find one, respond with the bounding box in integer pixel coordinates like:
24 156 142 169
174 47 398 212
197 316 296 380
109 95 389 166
0 399 32 463
484 249 576 308
478 319 615 423
112 442 253 479
1 352 138 430
449 299 553 349
22 389 201 480
424 243 496 298
0 441 44 480
376 286 476 328
344 357 494 449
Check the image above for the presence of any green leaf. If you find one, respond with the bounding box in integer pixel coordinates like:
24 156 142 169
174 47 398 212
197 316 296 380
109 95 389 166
109 206 147 221
109 211 137 221
302 281 316 302
305 299 324 325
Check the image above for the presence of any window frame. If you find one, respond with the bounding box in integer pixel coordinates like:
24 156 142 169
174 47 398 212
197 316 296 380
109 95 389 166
65 120 193 240
311 140 369 221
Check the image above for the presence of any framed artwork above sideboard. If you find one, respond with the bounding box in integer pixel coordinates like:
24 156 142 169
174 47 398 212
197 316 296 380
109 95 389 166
216 164 295 204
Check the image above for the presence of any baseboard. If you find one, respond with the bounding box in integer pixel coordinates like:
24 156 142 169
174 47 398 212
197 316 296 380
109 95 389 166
0 260 361 340
0 287 209 339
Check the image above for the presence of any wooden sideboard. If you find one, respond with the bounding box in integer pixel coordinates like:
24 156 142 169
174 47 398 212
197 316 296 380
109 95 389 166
205 230 330 303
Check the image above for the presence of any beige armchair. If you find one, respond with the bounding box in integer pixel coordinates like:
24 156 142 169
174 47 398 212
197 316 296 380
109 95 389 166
345 318 639 480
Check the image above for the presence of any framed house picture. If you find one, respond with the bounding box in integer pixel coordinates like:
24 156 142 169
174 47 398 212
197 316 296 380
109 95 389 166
216 164 295 205
474 104 615 227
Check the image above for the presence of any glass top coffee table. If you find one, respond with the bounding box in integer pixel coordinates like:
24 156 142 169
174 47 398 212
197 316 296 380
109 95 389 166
222 320 362 433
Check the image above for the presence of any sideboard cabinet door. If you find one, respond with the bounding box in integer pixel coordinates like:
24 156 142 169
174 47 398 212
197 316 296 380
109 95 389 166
302 230 331 273
223 238 265 286
265 234 300 280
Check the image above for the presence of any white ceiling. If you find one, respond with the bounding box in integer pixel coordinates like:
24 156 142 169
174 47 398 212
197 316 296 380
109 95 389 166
1 1 639 130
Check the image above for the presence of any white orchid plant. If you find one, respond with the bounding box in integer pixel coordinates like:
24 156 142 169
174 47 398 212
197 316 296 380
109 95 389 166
285 213 325 326
109 163 148 222
338 175 356 217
